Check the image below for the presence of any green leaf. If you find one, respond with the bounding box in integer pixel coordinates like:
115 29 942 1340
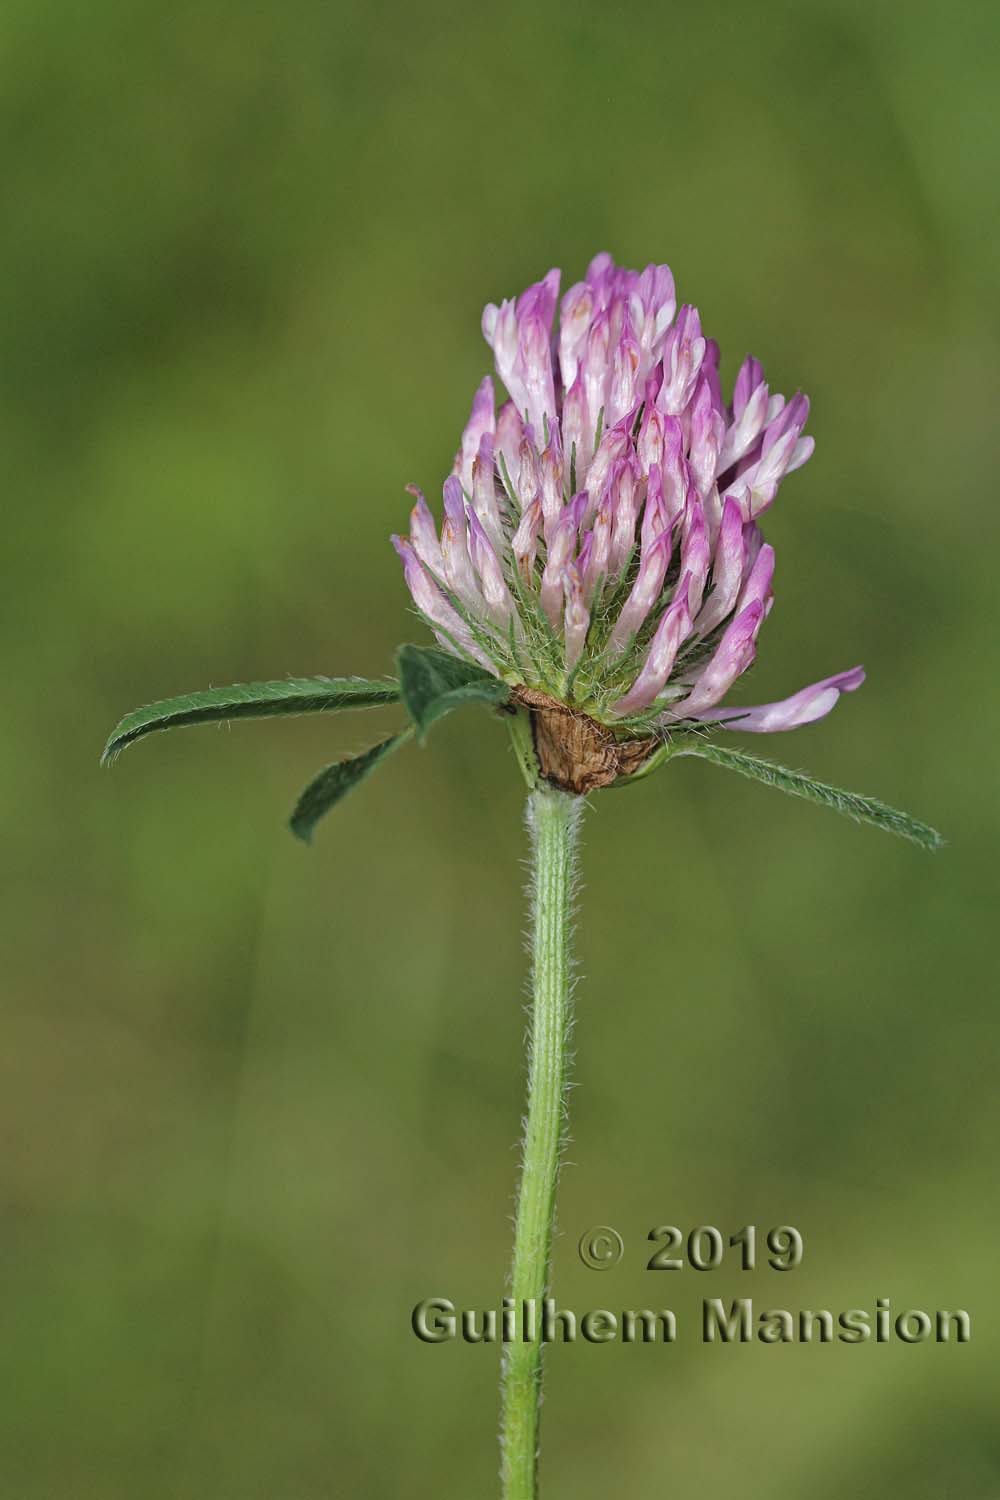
396 643 511 740
667 737 943 850
102 677 399 764
289 730 412 843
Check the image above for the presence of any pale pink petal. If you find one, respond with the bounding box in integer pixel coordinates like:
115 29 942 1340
687 666 865 732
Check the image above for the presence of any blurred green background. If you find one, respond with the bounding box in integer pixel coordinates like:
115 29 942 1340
3 0 998 1494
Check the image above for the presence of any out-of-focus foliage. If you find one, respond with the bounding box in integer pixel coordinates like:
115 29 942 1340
2 0 997 1495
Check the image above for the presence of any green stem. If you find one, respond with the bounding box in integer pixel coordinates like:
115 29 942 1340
501 785 581 1499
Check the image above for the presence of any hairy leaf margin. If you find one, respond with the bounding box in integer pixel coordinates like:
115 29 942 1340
102 676 399 764
661 737 943 849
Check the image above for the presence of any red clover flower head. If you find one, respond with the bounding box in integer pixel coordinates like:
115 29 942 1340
392 253 863 765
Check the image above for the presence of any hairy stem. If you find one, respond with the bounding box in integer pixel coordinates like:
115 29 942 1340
501 785 581 1499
